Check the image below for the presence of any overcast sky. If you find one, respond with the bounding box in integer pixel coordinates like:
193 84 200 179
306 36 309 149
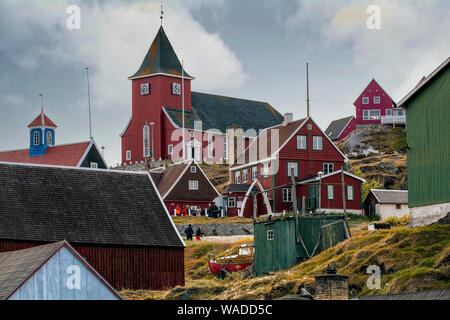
0 0 449 166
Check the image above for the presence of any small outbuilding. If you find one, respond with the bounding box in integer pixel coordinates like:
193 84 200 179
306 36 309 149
363 189 409 219
0 241 122 300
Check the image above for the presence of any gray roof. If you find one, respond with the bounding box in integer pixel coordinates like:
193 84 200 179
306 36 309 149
0 163 184 248
164 92 283 133
355 289 450 300
325 116 354 141
223 184 259 194
371 189 408 204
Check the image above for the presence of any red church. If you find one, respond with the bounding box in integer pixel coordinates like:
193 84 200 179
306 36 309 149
225 116 365 218
120 26 284 165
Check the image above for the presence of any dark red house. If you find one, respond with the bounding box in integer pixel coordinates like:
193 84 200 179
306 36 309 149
0 162 185 290
325 116 356 143
120 26 283 165
226 116 364 217
150 160 220 213
353 79 398 127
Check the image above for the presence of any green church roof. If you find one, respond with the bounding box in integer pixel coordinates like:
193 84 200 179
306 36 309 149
163 92 283 133
129 26 192 79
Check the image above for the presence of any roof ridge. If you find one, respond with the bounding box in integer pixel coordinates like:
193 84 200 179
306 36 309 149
192 91 270 105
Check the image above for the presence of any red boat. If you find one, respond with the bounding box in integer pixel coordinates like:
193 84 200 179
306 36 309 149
208 243 254 278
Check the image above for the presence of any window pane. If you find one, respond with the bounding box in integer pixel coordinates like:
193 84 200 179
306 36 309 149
297 135 306 149
327 185 334 199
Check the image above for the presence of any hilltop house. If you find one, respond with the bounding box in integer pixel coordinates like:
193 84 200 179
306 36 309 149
363 189 409 219
397 56 450 227
150 160 220 213
0 110 107 169
120 26 284 165
0 241 122 300
325 116 356 143
0 162 185 290
226 116 365 218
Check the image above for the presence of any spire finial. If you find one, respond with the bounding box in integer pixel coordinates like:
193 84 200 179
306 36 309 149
39 93 44 114
160 4 164 26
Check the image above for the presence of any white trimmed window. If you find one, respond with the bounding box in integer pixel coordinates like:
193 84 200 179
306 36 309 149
168 144 173 155
33 131 40 146
207 133 213 158
190 166 197 173
296 135 307 149
363 109 380 120
362 97 369 104
46 131 52 145
374 96 380 104
313 136 323 150
90 162 98 169
251 166 258 180
347 185 354 200
282 188 292 202
327 185 334 200
287 162 298 177
307 123 313 130
228 197 236 208
323 163 334 175
126 150 131 161
262 162 269 178
235 171 241 184
143 124 150 157
386 109 392 116
242 169 248 183
189 180 199 190
267 230 274 241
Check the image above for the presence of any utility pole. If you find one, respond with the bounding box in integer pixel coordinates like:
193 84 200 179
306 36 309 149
290 168 299 242
341 169 347 217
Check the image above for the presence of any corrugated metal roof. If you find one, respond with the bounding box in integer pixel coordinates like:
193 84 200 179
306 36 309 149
370 189 408 204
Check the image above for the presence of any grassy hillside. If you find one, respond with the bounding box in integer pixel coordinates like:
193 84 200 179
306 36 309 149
120 220 450 300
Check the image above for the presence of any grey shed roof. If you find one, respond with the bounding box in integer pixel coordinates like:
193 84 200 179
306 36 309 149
355 289 450 300
370 189 408 204
223 184 259 194
163 92 283 133
325 116 354 141
0 163 184 248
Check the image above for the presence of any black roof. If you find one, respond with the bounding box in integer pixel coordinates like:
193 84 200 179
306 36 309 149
223 184 259 194
325 116 354 141
0 163 184 248
164 92 283 133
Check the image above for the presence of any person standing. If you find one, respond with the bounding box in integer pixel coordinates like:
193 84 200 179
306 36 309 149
195 226 203 241
185 224 194 241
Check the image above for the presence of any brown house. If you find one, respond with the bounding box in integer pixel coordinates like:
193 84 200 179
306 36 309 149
150 160 220 215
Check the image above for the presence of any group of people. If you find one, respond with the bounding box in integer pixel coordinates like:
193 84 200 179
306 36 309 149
167 202 222 218
184 224 203 241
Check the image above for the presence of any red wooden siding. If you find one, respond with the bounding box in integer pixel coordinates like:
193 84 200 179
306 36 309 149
0 240 185 290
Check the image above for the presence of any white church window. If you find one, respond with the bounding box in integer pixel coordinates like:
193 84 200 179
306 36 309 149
33 131 40 146
126 150 131 161
143 125 150 157
46 131 52 145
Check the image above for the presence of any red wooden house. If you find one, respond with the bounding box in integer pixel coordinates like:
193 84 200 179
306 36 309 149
325 116 356 143
354 79 403 127
120 26 283 165
226 116 365 217
150 160 220 214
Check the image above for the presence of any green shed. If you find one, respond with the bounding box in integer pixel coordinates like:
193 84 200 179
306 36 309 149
254 215 349 276
398 56 450 227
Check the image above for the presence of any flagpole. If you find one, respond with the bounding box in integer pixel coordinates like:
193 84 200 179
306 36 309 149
85 67 93 140
182 59 185 160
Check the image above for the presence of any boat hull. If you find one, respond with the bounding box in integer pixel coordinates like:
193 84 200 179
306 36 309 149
208 260 253 276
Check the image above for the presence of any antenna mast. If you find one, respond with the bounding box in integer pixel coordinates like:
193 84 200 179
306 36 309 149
182 59 185 160
306 62 310 117
85 67 93 140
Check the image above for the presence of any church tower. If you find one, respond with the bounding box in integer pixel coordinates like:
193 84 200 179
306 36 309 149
28 109 57 157
121 26 194 164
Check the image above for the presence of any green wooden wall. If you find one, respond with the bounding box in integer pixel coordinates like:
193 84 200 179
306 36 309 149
405 65 450 207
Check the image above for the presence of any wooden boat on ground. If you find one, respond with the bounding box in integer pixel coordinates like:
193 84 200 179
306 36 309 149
208 243 254 278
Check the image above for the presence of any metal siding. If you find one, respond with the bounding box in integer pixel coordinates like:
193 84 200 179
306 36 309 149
406 65 450 207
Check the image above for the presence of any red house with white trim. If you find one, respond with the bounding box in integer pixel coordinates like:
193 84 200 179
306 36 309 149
120 26 283 166
225 116 365 217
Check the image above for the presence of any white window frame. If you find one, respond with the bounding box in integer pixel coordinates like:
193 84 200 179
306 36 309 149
235 171 241 184
307 123 313 130
374 96 380 104
126 150 131 161
143 125 150 157
296 135 307 150
90 162 98 169
323 163 334 175
282 188 292 202
262 162 269 178
46 131 52 145
188 180 199 190
267 230 274 241
228 197 236 208
287 162 298 177
168 144 173 155
347 185 354 201
251 166 258 180
33 131 40 146
327 185 334 200
362 97 369 104
242 169 248 183
363 109 380 120
190 166 197 173
313 136 323 150
386 109 392 116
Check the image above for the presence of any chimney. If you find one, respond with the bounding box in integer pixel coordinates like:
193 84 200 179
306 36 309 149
282 113 293 126
314 265 349 300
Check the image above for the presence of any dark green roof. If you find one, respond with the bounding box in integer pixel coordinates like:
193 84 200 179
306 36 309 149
163 92 283 133
129 26 192 79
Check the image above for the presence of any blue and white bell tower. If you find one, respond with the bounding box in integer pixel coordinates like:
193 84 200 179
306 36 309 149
28 102 57 158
